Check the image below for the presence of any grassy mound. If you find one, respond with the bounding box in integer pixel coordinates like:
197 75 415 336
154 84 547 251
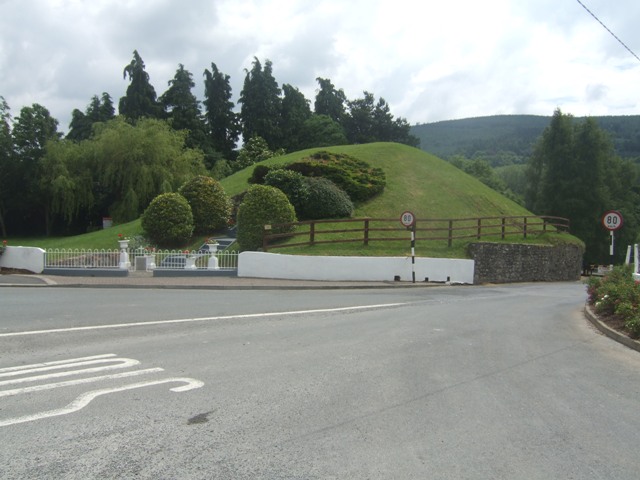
8 142 582 257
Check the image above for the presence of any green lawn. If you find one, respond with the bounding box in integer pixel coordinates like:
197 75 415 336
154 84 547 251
4 142 583 256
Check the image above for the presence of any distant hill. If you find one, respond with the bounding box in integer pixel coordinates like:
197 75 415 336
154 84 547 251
411 115 640 164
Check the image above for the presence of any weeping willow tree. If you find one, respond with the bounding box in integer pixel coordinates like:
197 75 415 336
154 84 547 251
39 139 95 235
40 117 206 228
90 117 206 222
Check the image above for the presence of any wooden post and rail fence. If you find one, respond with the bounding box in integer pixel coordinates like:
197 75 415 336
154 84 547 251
261 215 570 252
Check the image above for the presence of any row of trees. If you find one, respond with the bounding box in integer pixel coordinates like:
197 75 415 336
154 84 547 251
0 51 418 236
446 110 640 264
70 52 418 158
525 109 640 264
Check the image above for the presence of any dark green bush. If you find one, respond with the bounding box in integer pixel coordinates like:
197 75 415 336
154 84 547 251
248 165 272 184
264 169 309 216
141 193 194 247
178 175 231 233
236 185 297 251
300 177 354 220
284 151 385 202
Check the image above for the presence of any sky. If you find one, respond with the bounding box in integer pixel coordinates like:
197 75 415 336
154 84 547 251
1 0 640 133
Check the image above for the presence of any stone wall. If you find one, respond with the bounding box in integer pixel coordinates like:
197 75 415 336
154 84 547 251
468 242 584 284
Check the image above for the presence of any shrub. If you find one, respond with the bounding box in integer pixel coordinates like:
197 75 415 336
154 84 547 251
587 265 640 338
284 151 385 202
248 164 272 184
264 169 309 215
178 175 231 233
233 136 283 171
299 177 354 220
141 193 194 248
236 185 296 251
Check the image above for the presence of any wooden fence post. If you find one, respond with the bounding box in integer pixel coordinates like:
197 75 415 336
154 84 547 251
448 220 453 247
310 221 315 245
262 225 271 252
364 218 370 246
501 217 506 239
523 217 527 239
477 218 482 240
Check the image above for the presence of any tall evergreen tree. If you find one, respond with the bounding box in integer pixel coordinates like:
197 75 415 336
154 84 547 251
118 50 163 121
67 92 115 141
203 62 239 160
238 57 282 149
525 109 620 263
314 77 346 124
160 64 207 150
526 109 575 214
280 84 311 152
98 92 115 121
344 91 376 144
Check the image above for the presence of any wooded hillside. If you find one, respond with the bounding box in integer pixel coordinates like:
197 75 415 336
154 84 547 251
411 115 640 164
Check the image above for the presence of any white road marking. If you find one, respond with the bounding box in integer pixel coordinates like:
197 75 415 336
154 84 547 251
0 357 140 380
0 354 204 427
0 368 164 397
0 303 405 338
0 378 204 427
0 354 117 373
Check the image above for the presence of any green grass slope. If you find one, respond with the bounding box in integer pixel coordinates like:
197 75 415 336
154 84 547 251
220 142 579 257
8 142 579 257
222 142 531 220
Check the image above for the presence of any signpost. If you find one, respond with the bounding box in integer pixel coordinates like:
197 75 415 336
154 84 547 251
602 210 624 266
400 211 416 283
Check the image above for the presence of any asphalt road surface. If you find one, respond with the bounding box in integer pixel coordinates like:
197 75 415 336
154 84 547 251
1 282 639 479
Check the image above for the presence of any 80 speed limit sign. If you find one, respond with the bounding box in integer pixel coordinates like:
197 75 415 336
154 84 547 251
400 211 416 227
602 210 623 231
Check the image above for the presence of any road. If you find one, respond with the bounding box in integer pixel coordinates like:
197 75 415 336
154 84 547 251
1 282 639 479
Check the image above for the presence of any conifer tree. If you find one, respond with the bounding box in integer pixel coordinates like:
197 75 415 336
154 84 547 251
238 58 282 149
280 84 311 152
203 62 239 159
160 64 207 150
118 50 163 121
314 77 346 124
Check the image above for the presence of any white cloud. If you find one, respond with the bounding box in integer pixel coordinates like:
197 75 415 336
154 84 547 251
1 0 639 132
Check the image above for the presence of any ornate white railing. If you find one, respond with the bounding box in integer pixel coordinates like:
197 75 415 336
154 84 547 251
44 248 239 271
45 249 120 269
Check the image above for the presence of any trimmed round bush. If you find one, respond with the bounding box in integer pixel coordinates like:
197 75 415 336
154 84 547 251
237 185 296 251
248 164 272 184
141 193 194 247
263 169 309 216
178 175 231 233
299 177 354 220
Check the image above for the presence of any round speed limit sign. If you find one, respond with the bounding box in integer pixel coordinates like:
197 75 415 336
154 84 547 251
602 210 623 231
400 211 416 227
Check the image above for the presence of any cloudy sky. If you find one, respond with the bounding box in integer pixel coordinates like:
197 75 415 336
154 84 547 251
1 0 639 132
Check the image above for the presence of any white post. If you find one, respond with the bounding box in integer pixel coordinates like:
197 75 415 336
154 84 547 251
207 243 220 270
635 244 639 275
118 240 130 270
609 231 615 268
185 253 198 270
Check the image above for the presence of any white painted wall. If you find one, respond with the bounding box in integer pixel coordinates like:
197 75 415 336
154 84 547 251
238 252 475 283
0 246 45 273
